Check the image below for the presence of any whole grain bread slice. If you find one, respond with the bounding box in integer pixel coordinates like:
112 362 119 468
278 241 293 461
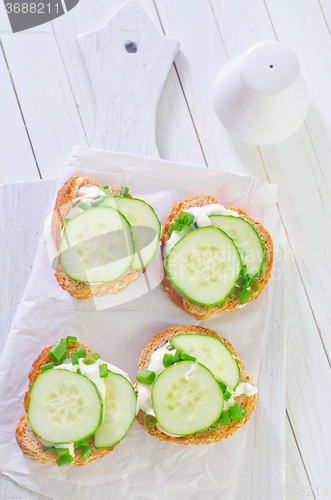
51 176 142 299
161 194 273 319
135 325 257 445
16 341 115 466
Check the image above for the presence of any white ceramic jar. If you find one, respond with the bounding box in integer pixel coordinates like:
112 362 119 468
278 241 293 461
212 41 310 145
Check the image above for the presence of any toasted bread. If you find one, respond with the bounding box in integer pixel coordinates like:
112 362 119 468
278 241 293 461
135 325 257 445
16 341 115 465
51 176 142 299
161 194 273 319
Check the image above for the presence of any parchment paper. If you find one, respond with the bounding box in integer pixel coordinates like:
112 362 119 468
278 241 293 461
0 146 278 500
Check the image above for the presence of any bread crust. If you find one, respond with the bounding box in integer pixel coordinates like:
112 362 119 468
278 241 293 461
16 341 115 466
161 194 273 319
135 325 257 445
51 176 142 299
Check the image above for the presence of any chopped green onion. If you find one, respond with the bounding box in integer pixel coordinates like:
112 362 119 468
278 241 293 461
61 337 68 348
172 349 183 364
244 274 253 289
236 276 246 288
209 419 219 429
48 341 67 364
223 391 232 402
250 280 260 291
55 448 70 457
166 344 175 351
220 411 232 425
181 352 196 362
194 222 198 228
120 186 129 197
99 363 108 378
167 223 175 236
75 438 86 448
163 353 173 367
169 211 195 234
83 352 100 365
103 186 112 196
56 454 73 466
71 352 79 365
77 368 82 375
240 265 247 277
217 381 227 392
43 446 55 452
136 369 156 385
237 288 252 303
66 336 77 345
76 346 86 358
63 218 70 224
240 407 247 417
90 196 104 207
144 413 157 428
62 358 71 364
40 362 55 372
229 404 245 422
80 445 92 460
78 201 90 210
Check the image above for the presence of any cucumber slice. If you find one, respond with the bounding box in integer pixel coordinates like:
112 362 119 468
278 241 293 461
27 370 102 444
152 361 223 435
94 371 137 448
166 227 241 308
59 207 134 283
100 196 161 270
170 334 240 390
209 215 265 277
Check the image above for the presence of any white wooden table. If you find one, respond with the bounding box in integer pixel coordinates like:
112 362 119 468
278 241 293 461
0 1 330 499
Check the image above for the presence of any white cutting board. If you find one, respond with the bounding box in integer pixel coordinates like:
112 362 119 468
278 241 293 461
77 0 179 156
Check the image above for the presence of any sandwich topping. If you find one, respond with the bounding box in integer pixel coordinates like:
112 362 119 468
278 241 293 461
58 185 161 285
163 204 267 308
26 337 137 466
136 334 257 437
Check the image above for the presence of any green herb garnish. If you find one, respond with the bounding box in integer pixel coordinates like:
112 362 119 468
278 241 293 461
120 186 129 197
99 364 108 378
136 369 156 385
167 211 195 236
40 362 55 372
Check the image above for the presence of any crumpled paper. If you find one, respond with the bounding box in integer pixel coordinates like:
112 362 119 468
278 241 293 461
0 146 278 500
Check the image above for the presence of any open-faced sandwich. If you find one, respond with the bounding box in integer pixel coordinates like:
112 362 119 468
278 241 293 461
135 325 257 444
16 337 137 466
51 176 160 299
161 194 273 319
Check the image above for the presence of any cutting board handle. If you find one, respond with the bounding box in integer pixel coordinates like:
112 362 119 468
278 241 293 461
78 1 179 158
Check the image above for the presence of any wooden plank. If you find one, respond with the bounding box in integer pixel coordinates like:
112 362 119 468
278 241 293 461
0 47 40 183
0 28 88 179
286 415 314 500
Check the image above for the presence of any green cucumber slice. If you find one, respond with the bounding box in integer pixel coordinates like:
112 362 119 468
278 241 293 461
27 370 102 444
209 215 265 278
100 196 161 270
152 361 223 435
94 371 137 448
170 334 240 390
59 207 134 283
165 227 241 308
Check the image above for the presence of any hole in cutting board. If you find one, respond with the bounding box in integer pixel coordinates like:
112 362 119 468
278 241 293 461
125 42 138 53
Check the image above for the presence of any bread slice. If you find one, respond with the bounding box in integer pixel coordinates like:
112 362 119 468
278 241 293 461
51 176 142 299
161 194 273 319
16 341 115 466
135 325 257 445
